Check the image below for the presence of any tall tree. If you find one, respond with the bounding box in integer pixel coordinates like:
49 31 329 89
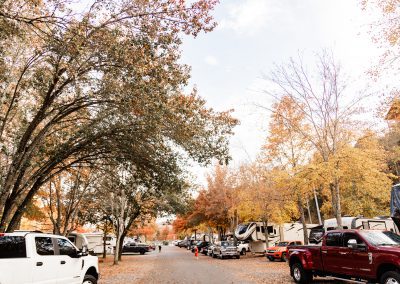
0 0 237 232
264 51 360 228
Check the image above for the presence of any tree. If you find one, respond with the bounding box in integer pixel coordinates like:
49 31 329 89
261 95 313 244
263 51 361 228
40 167 96 236
0 0 237 232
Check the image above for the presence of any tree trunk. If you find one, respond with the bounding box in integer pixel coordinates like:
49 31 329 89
297 195 309 245
313 188 322 225
262 217 269 248
102 220 108 259
330 179 342 229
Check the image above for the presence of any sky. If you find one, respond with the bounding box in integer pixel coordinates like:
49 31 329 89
181 0 382 186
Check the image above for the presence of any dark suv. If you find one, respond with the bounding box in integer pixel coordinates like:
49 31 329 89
122 242 150 255
191 241 209 253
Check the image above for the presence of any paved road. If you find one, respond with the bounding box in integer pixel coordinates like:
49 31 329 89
100 246 339 284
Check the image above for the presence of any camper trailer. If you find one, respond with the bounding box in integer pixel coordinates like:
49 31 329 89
68 232 116 255
308 216 398 244
235 222 317 253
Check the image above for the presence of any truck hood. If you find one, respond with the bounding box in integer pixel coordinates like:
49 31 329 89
267 246 285 252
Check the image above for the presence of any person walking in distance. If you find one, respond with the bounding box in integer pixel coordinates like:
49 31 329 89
158 245 162 253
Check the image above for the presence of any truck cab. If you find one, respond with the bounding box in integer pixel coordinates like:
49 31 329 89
0 232 99 284
289 229 400 283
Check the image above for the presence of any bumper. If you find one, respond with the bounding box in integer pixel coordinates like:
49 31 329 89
266 252 282 259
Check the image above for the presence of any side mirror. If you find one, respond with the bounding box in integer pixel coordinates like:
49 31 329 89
347 239 357 249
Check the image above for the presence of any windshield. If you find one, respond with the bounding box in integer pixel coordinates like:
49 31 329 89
221 241 230 247
237 224 249 235
277 242 289 247
360 231 400 246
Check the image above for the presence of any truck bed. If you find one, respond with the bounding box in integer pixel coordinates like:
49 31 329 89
288 244 324 272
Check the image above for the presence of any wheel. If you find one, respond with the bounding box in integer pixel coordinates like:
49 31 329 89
281 252 287 262
212 252 216 258
267 256 274 262
381 271 400 284
82 274 97 284
291 262 313 284
219 253 223 259
236 255 240 259
241 248 246 255
140 250 145 255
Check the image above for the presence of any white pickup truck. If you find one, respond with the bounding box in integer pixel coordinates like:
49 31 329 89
0 232 99 284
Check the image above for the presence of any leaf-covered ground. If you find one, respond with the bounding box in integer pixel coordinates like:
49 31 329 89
99 246 339 284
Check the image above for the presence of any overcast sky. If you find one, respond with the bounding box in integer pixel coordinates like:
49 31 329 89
181 0 383 186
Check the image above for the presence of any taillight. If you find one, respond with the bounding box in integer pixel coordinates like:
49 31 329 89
0 233 5 236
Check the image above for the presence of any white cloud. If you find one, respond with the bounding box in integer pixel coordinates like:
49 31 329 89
205 55 219 66
219 0 271 35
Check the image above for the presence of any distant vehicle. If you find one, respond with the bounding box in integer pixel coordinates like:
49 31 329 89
200 244 209 255
265 240 302 262
172 240 180 246
122 242 150 255
207 244 215 257
177 240 188 248
212 241 240 259
187 239 196 250
191 241 209 253
237 240 250 255
68 232 116 255
235 222 317 253
308 216 398 244
0 232 99 284
288 229 400 283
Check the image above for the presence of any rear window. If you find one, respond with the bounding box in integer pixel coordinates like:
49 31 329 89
0 236 26 258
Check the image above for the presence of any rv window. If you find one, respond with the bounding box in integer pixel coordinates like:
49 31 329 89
326 233 341 247
260 226 265 233
267 226 274 234
237 225 249 234
343 226 348 229
67 236 76 243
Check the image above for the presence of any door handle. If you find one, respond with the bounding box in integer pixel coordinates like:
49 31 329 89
61 261 66 264
339 252 348 255
322 250 327 254
36 262 43 266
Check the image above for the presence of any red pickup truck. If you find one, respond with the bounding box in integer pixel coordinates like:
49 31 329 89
288 229 400 283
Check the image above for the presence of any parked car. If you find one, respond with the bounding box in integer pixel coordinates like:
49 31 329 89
0 232 99 284
191 241 209 253
177 240 188 248
288 229 400 283
212 241 240 259
148 243 156 250
200 245 209 255
122 242 150 255
207 244 215 257
187 239 196 250
266 240 302 262
237 240 250 255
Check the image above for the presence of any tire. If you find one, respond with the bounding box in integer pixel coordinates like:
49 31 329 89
267 256 274 262
82 274 97 284
380 271 400 284
219 253 223 259
241 248 246 255
236 255 240 259
140 250 145 255
291 262 313 284
281 252 287 262
212 252 216 258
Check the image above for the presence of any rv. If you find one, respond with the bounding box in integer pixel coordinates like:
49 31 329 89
68 232 116 255
235 222 317 253
308 216 398 244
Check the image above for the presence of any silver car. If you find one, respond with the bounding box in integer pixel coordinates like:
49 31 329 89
212 241 240 259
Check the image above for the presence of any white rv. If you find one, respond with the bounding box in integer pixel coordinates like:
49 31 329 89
235 222 317 253
308 216 398 244
68 232 116 255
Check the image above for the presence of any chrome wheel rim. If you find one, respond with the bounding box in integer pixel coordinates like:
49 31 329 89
83 281 94 284
386 278 399 284
293 267 301 281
